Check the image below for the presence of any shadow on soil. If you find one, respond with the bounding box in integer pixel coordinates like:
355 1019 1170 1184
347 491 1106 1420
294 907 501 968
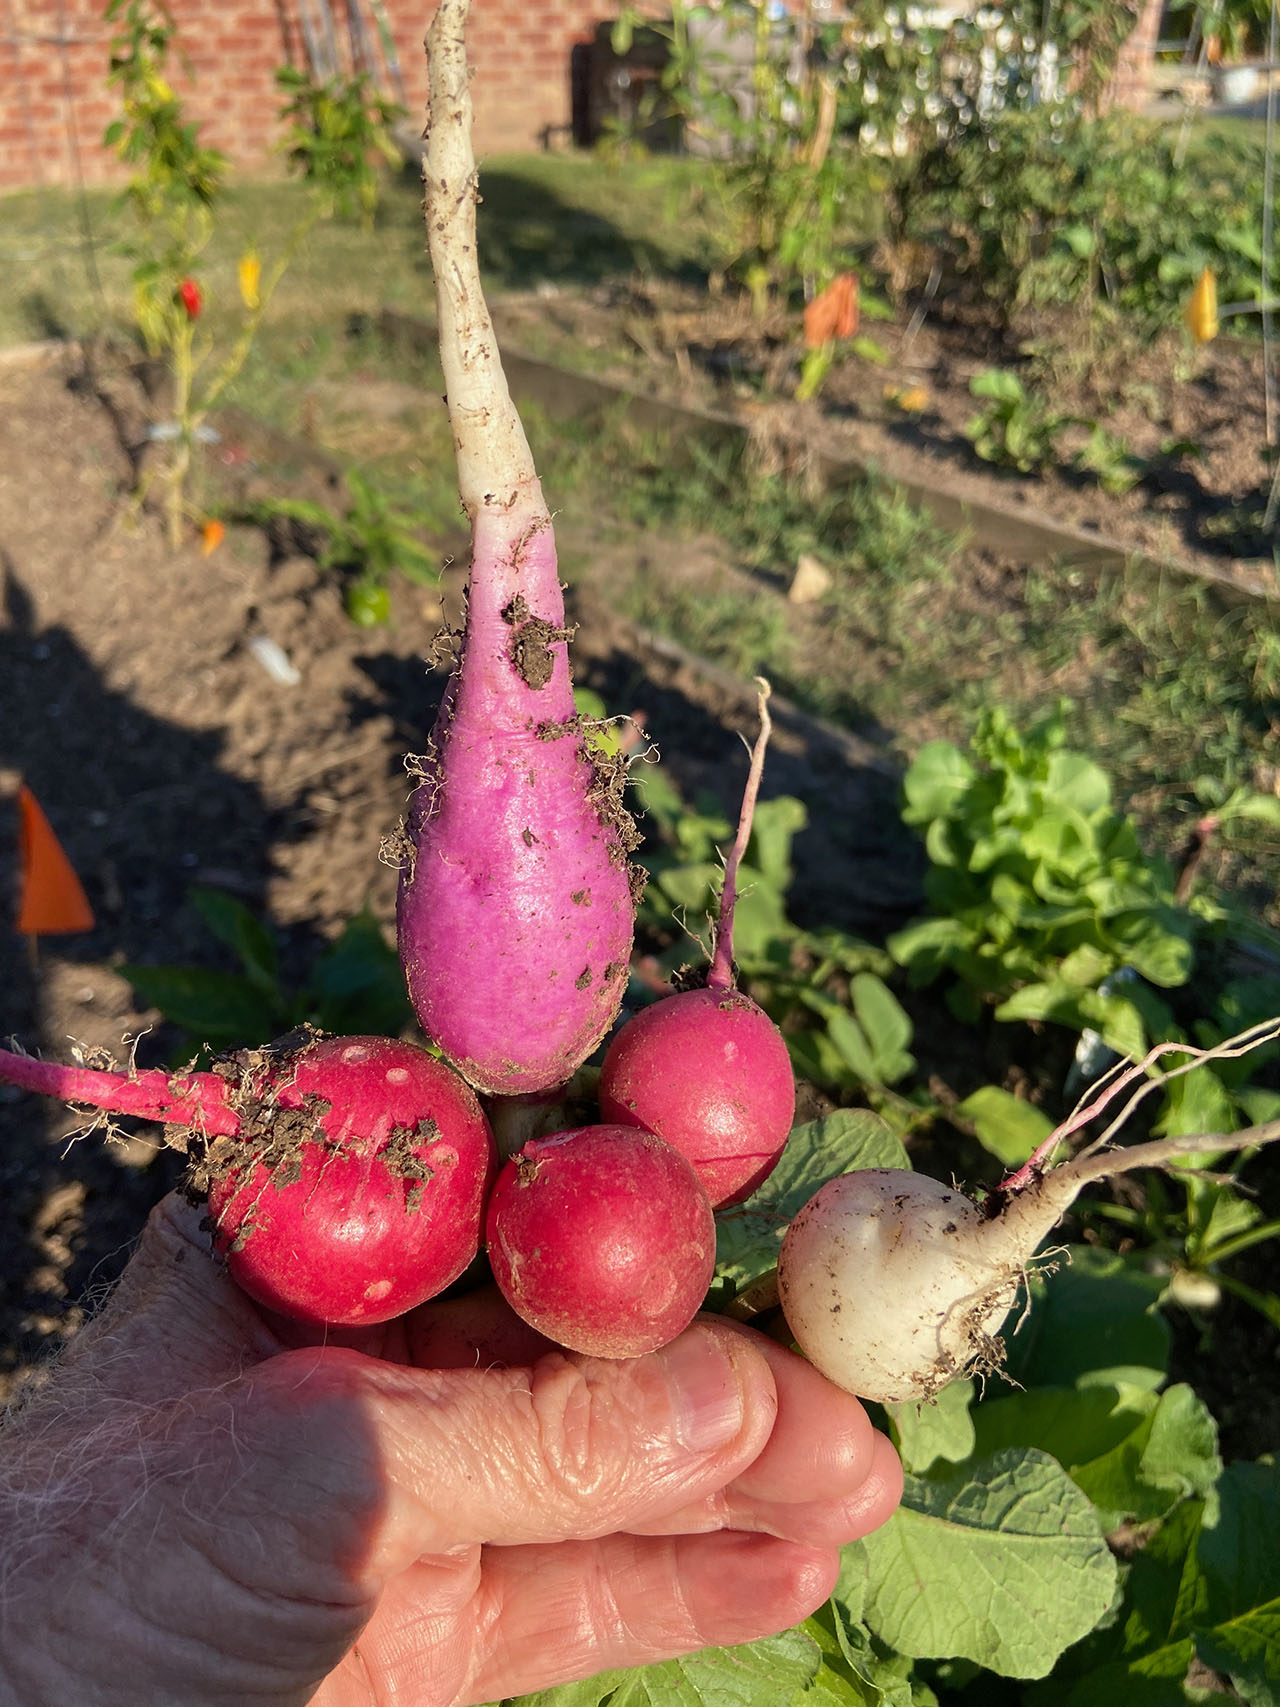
0 565 334 1386
463 167 707 292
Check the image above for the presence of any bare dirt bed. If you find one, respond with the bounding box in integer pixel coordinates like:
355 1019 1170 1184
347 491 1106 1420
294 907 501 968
498 278 1279 591
0 351 909 1401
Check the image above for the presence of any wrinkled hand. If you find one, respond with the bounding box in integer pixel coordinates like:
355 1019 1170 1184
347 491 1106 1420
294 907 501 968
0 1195 901 1707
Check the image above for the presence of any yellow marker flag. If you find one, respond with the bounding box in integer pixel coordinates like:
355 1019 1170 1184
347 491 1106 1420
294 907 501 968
238 252 262 312
1184 268 1219 344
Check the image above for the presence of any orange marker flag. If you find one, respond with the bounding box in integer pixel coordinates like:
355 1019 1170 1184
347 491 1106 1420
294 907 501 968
16 784 95 935
804 273 859 349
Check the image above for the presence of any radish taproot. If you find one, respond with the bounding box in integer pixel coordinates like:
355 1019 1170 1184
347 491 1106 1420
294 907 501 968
599 681 794 1207
485 1125 717 1358
777 1120 1280 1405
396 0 638 1097
0 1034 495 1327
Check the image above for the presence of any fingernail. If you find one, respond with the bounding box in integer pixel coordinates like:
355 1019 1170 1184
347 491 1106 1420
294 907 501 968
660 1331 746 1452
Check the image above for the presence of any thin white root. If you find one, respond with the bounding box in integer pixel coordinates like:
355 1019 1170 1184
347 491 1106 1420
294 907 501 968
1053 1116 1280 1194
423 0 540 514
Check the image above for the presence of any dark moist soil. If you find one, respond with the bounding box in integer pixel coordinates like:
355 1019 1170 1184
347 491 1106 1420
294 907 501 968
494 278 1280 590
1 347 1276 1463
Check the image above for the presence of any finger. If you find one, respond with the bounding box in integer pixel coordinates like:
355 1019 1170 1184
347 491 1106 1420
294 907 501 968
346 1530 840 1706
625 1330 904 1544
236 1319 782 1582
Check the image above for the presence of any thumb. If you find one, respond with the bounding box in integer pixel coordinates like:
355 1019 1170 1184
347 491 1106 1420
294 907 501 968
236 1325 780 1581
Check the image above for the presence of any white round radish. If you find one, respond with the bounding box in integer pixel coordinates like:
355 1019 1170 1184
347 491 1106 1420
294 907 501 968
777 1119 1280 1405
778 1170 1022 1405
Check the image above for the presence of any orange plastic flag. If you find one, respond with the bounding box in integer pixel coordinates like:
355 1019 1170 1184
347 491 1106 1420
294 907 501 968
804 273 859 349
16 784 95 935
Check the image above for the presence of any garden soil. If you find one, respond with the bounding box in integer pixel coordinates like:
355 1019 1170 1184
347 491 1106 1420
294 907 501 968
496 279 1280 592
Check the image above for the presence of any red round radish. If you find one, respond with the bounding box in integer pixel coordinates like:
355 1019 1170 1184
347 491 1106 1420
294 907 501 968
485 1125 716 1358
599 988 795 1207
206 1035 494 1327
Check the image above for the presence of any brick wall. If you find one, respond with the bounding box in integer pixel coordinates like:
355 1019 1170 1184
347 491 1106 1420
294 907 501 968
0 0 609 193
0 0 1162 195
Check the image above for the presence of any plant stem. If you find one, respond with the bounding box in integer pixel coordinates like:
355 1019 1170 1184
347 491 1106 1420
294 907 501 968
1203 1216 1280 1267
0 1045 237 1135
167 312 196 548
708 677 772 991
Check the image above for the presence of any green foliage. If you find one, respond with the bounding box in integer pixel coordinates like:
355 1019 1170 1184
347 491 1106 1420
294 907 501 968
898 107 1276 335
612 2 860 307
964 368 1172 493
103 1 314 545
276 66 404 226
887 705 1280 1311
239 469 442 624
121 887 410 1053
965 368 1076 475
888 704 1192 1052
632 770 921 1115
104 0 227 341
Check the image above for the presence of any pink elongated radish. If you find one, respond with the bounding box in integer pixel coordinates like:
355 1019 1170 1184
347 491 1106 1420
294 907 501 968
396 0 637 1096
0 1044 236 1134
777 1119 1280 1405
599 682 794 1206
485 1125 717 1358
0 1034 495 1327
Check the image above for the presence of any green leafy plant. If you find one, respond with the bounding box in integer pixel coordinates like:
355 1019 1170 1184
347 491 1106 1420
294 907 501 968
888 703 1194 1049
104 0 315 545
275 65 405 226
632 768 924 1120
1073 423 1143 494
612 1 858 311
899 106 1276 337
886 706 1280 1312
240 469 442 624
964 367 1077 475
122 886 410 1053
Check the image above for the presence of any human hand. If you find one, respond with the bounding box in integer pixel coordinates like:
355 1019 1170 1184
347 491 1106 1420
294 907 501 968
0 1193 901 1707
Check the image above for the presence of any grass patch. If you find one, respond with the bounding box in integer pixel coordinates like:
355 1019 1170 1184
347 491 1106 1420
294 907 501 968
0 154 712 350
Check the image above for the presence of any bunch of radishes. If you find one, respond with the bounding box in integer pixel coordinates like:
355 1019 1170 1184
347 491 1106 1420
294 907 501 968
8 0 1280 1403
0 0 794 1363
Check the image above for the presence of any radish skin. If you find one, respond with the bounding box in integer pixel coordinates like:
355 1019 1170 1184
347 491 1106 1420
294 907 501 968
599 987 794 1207
598 681 793 1206
397 0 636 1096
0 1034 496 1328
0 1045 236 1134
203 1035 495 1325
486 1125 717 1358
778 1120 1280 1404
